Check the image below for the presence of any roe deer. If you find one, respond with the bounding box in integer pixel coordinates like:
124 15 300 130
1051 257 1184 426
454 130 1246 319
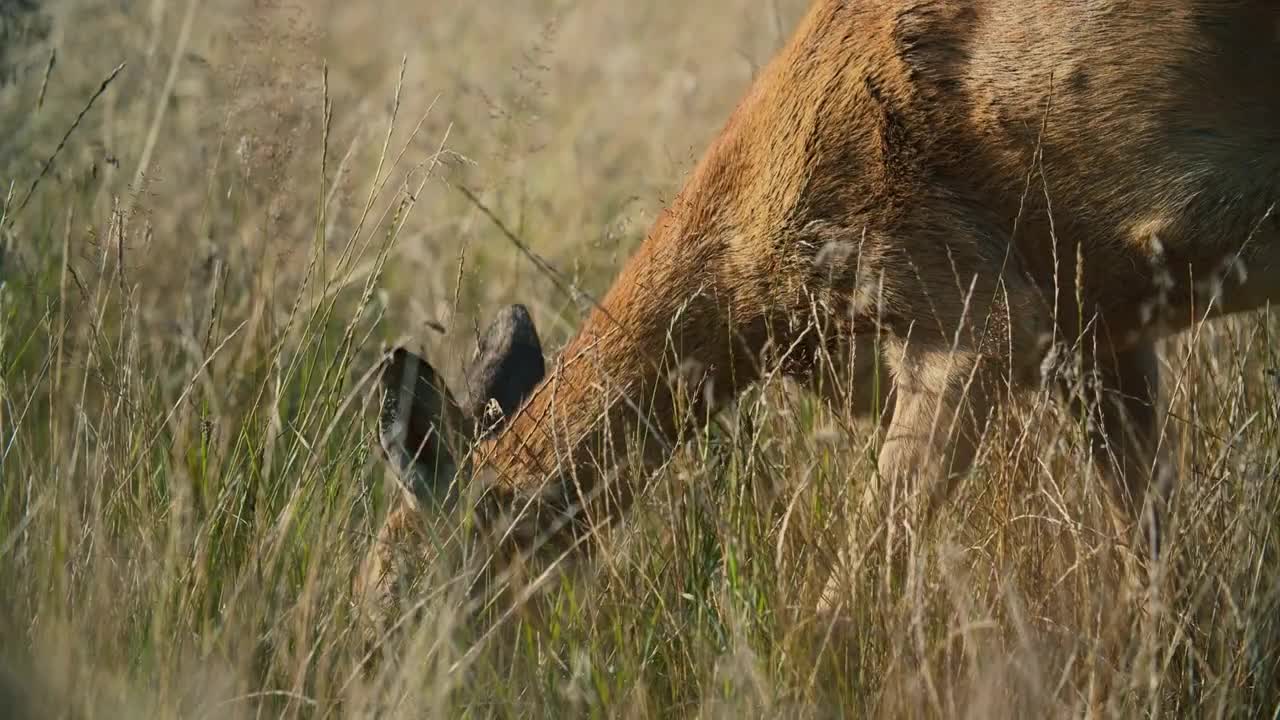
355 0 1280 632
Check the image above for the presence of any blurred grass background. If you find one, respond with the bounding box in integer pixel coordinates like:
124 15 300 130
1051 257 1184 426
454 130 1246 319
1 1 1279 717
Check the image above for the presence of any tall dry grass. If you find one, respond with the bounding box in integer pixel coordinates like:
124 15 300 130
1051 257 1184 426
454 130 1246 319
1 1 1278 717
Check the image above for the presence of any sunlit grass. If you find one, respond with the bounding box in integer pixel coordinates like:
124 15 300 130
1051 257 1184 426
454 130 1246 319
2 1 1279 718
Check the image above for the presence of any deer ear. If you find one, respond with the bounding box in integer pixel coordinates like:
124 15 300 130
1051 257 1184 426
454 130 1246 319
463 304 547 436
377 346 471 509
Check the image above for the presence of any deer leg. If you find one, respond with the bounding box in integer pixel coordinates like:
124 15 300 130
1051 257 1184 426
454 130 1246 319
1063 341 1166 561
816 232 1050 614
816 340 1006 613
809 334 896 428
355 305 549 637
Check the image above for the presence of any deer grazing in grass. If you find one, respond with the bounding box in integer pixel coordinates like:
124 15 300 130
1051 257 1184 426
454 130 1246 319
354 0 1280 633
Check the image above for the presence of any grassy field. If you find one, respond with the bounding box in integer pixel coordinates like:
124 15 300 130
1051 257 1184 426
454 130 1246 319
2 1 1279 717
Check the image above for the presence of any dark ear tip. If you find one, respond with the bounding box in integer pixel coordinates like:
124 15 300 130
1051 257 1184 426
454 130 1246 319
376 346 449 431
488 304 542 351
378 344 411 367
377 347 405 386
379 345 430 380
508 303 535 330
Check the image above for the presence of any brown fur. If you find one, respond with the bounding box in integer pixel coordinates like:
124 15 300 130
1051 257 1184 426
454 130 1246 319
361 0 1280 625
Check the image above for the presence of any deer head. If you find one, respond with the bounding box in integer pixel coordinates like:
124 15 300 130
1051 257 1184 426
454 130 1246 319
375 304 547 511
355 304 547 635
